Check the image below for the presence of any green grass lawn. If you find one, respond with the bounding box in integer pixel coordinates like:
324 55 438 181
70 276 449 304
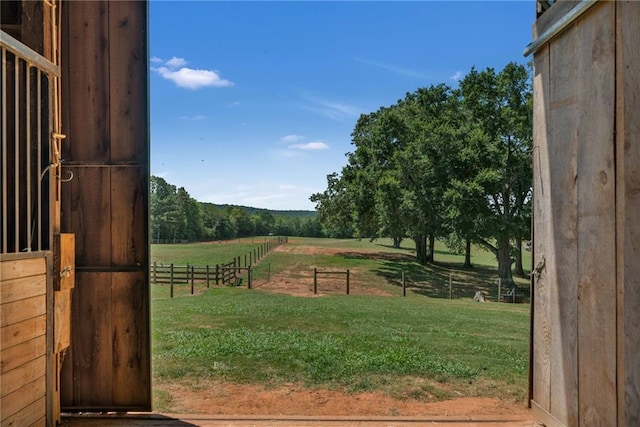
152 288 529 405
152 237 532 409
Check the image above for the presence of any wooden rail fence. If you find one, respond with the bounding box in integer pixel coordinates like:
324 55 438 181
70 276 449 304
151 236 286 297
313 268 350 295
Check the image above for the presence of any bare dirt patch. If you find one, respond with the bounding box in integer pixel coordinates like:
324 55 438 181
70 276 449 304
156 380 532 418
250 244 396 297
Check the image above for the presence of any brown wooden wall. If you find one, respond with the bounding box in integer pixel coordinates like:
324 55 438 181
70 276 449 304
531 1 640 426
1 254 52 427
59 0 150 411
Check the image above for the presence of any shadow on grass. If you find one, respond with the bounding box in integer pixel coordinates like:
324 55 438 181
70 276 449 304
335 250 528 302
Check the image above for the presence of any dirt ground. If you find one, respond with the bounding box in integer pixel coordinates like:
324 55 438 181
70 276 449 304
156 380 533 418
156 243 533 420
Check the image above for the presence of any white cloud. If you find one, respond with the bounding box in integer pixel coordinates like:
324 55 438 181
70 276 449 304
151 56 233 90
289 142 329 151
165 56 187 68
279 184 296 190
450 70 463 81
281 134 305 143
180 114 206 121
150 56 163 64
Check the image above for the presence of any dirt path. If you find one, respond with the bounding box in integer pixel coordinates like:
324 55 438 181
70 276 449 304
155 380 533 420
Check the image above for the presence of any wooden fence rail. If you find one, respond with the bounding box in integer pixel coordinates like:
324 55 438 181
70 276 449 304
151 236 287 298
313 268 350 295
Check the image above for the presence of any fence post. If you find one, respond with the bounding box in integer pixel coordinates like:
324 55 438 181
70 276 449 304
314 268 317 294
153 262 157 284
402 271 406 297
244 253 247 268
498 278 501 302
254 248 257 263
170 263 174 298
267 263 271 282
346 269 350 295
248 266 252 289
216 264 220 285
206 265 210 288
449 274 452 300
190 265 195 295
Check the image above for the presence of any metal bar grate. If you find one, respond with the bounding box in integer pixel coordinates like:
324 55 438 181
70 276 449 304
1 30 58 253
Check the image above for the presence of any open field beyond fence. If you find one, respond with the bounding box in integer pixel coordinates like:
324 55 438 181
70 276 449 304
151 237 532 416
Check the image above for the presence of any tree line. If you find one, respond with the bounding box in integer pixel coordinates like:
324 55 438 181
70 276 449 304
310 63 532 284
150 175 324 242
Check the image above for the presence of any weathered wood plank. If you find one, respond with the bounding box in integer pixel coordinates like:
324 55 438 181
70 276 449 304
531 42 551 412
0 395 45 427
0 355 46 398
0 274 46 304
64 167 111 267
111 168 147 267
111 272 150 408
0 257 46 281
0 295 46 328
0 335 46 374
575 3 617 425
108 1 148 164
1 315 46 350
53 233 76 291
616 2 640 425
547 24 578 426
54 288 73 352
0 376 45 420
533 1 580 40
62 0 110 162
67 272 113 408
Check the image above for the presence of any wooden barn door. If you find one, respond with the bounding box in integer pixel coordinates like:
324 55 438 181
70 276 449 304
531 1 640 426
59 1 150 411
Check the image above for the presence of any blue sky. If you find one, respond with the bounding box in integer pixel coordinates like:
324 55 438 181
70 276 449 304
150 1 535 211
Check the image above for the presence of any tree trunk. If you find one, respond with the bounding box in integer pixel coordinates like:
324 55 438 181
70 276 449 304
414 234 428 265
514 238 525 277
427 234 435 263
496 237 513 285
392 236 402 248
464 238 472 268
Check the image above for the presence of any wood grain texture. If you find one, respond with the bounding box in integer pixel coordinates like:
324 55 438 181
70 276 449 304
54 289 73 352
108 1 148 164
0 355 46 398
0 336 46 374
111 168 147 267
0 295 46 328
531 43 551 412
616 2 640 425
0 274 46 304
0 257 46 281
0 395 45 427
547 25 579 426
59 0 151 411
0 376 46 420
68 272 113 407
111 272 150 408
64 167 111 267
575 3 617 425
1 314 46 350
62 0 110 162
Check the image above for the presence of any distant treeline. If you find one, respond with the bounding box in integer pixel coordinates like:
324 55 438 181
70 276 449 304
150 176 328 242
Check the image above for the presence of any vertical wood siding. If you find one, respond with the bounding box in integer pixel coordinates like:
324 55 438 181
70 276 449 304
532 1 640 425
59 0 150 411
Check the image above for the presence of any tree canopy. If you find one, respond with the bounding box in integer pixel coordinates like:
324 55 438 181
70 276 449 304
150 175 323 242
310 63 532 283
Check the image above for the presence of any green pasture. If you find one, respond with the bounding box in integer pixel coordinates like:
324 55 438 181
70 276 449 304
152 237 532 411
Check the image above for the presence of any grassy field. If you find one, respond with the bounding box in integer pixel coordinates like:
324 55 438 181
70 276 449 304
152 237 532 410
